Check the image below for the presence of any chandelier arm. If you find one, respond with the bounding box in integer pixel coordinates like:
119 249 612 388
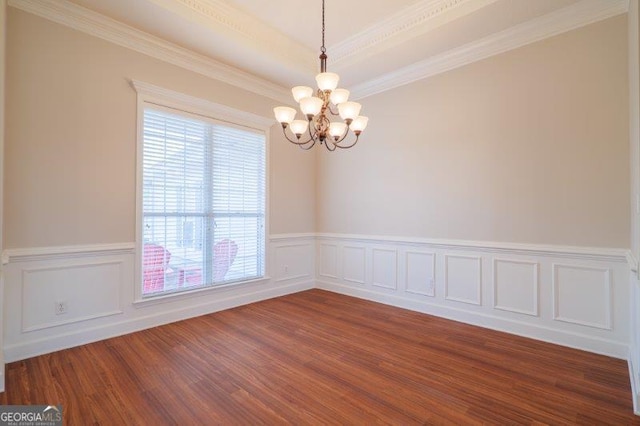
333 133 360 149
281 127 317 146
334 129 351 144
299 139 317 150
309 119 318 139
324 139 337 151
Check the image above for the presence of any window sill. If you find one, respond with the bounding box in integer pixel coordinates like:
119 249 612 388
133 276 272 308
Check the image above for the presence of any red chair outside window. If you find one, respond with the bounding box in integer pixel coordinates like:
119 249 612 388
175 239 238 287
143 243 171 293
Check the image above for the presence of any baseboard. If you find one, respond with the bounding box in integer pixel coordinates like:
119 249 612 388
4 280 313 362
317 280 628 359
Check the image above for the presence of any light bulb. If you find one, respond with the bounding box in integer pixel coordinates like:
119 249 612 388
273 106 296 124
300 97 323 117
330 88 350 105
292 86 314 103
350 116 369 133
315 72 340 91
338 102 362 121
329 122 347 140
290 120 309 136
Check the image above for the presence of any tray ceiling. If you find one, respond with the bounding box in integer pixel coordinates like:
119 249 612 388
12 0 628 101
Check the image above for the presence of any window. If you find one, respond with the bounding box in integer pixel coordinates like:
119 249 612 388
140 106 266 297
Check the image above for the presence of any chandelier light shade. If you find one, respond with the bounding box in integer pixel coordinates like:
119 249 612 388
290 120 309 136
292 86 314 102
329 88 349 105
316 72 340 91
273 106 296 124
273 0 369 151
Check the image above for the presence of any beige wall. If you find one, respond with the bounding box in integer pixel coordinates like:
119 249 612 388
5 8 630 250
631 0 640 257
317 15 630 248
4 9 315 248
269 127 316 234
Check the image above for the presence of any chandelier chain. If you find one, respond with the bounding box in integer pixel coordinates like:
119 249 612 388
321 0 326 53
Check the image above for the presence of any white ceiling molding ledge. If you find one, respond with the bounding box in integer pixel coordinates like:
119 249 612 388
330 0 499 69
147 0 316 73
350 0 629 99
7 0 292 104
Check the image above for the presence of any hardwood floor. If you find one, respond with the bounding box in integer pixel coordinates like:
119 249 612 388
1 289 638 425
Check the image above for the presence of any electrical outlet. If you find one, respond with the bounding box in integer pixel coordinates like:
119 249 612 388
55 301 67 315
284 265 289 273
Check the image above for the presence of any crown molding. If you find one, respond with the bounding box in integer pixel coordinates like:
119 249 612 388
331 0 499 68
148 0 315 73
7 0 630 102
350 0 629 99
7 0 292 104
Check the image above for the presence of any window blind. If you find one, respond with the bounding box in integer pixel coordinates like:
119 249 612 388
141 108 265 296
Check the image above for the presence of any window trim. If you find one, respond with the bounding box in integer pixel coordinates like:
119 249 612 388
132 80 272 304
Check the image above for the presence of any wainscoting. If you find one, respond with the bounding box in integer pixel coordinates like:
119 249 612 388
0 232 633 364
1 235 315 362
316 233 630 359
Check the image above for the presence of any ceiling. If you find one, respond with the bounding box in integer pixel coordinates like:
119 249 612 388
17 0 629 101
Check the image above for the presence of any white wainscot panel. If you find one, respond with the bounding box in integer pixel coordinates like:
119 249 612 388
319 243 338 279
22 261 123 332
343 246 366 285
372 248 397 290
553 264 612 330
274 243 313 282
445 255 481 305
405 251 435 296
493 259 539 316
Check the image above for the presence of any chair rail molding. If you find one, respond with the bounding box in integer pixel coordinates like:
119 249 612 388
2 243 136 264
316 233 629 262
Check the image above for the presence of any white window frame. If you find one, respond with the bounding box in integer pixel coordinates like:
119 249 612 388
132 80 272 304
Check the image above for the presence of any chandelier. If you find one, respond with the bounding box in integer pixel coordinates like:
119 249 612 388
273 0 368 151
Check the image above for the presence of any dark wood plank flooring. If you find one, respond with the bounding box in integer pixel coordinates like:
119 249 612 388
1 289 638 425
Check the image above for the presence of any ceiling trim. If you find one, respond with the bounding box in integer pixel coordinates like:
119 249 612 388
148 0 316 73
350 0 629 99
8 0 292 104
330 0 499 69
